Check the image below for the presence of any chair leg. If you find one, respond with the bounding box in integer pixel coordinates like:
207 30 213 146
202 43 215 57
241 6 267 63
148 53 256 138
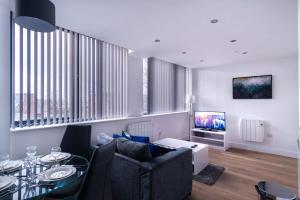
183 192 192 200
255 185 267 200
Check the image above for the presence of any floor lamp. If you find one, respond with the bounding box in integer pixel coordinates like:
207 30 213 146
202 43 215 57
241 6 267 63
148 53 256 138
186 95 195 141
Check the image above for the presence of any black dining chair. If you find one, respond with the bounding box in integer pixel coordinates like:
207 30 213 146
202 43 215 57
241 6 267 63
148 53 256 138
255 184 268 200
255 182 297 200
64 140 117 200
60 125 92 160
45 125 93 199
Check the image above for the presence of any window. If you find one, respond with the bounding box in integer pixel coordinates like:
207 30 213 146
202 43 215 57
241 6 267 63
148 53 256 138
12 23 128 128
143 58 148 114
78 34 100 122
146 57 187 114
101 42 128 119
13 25 78 127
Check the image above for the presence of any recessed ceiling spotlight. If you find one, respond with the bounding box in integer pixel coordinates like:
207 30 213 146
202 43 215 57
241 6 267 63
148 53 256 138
128 49 135 54
182 51 187 54
200 59 204 62
242 51 248 54
210 19 219 24
154 39 160 43
230 40 237 43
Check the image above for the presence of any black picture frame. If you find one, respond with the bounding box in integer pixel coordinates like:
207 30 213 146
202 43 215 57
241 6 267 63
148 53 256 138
232 75 272 99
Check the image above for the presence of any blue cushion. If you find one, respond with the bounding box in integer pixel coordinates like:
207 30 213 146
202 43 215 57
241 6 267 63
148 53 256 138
113 133 150 144
113 132 131 139
121 132 131 140
112 133 124 139
130 135 150 144
148 144 176 157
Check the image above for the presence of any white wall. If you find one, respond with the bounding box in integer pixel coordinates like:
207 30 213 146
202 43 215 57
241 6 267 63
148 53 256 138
193 56 298 157
10 112 189 159
0 4 11 154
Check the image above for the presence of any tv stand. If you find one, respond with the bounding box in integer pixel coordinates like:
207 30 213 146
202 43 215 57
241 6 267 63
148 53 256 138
199 128 222 132
190 128 228 151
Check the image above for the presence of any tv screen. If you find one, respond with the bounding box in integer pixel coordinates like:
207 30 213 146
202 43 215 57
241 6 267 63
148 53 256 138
194 111 226 131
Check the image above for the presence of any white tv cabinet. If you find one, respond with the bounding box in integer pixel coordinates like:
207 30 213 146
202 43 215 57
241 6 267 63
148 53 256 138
190 128 228 151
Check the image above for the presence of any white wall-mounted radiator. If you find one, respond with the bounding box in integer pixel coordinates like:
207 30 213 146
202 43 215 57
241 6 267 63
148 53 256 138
239 119 264 142
127 121 154 142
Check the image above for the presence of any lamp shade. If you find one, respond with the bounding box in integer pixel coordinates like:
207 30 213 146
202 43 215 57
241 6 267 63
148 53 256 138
14 0 56 32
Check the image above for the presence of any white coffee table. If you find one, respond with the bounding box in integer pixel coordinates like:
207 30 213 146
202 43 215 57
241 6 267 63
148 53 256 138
154 138 208 175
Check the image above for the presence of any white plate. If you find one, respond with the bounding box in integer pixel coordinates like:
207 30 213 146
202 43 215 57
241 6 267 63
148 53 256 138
40 153 71 164
0 160 23 173
38 165 76 182
0 176 16 192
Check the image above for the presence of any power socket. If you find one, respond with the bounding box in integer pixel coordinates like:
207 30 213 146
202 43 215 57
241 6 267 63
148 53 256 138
266 133 272 138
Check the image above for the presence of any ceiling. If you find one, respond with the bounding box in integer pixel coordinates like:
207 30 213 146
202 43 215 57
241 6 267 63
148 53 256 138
8 0 299 68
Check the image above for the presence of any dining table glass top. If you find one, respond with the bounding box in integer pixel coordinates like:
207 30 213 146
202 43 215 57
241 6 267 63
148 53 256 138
0 154 89 200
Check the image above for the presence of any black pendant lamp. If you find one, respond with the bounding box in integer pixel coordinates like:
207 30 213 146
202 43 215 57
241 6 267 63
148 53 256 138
14 0 56 32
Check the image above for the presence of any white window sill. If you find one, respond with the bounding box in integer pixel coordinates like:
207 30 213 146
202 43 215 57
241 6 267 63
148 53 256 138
10 111 188 133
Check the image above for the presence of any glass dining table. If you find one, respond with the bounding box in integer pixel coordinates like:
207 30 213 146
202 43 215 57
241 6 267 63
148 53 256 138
0 155 89 200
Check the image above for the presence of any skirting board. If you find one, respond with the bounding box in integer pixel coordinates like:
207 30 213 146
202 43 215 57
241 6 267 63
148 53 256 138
229 142 298 158
155 136 189 142
180 136 190 141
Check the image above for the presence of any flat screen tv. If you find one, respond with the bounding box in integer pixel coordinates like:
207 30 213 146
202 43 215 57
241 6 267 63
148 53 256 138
194 111 226 131
233 75 272 99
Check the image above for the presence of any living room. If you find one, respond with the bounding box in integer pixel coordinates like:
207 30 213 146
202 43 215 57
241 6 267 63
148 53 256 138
0 0 298 200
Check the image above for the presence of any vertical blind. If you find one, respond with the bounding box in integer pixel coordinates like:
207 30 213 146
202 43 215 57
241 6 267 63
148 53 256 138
175 65 187 111
185 68 193 100
148 57 186 114
102 42 128 119
78 34 101 122
12 23 128 128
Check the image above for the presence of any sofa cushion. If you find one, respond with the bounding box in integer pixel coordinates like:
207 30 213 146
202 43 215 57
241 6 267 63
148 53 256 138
113 132 131 140
112 133 124 139
116 138 152 162
149 144 176 157
113 132 150 144
122 132 131 139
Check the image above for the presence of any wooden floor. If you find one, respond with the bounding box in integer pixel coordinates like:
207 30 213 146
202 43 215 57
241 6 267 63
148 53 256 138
189 148 298 200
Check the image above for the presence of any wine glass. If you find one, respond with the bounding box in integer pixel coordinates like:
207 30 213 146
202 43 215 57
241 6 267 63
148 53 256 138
26 146 37 158
23 187 36 199
24 157 37 185
25 146 38 182
51 146 61 167
0 154 10 175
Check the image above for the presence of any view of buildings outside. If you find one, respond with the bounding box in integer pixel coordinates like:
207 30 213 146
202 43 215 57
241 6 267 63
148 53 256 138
14 24 71 124
14 93 70 122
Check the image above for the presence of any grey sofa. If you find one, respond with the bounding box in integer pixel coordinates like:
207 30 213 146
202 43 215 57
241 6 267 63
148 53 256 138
111 147 193 200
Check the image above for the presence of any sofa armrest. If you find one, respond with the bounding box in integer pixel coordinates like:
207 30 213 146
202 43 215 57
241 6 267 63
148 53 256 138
141 147 193 200
115 152 142 164
89 145 98 160
111 148 193 200
112 153 146 200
